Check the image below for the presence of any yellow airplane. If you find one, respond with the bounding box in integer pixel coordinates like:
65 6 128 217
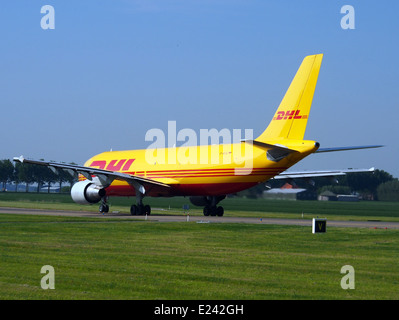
14 54 381 216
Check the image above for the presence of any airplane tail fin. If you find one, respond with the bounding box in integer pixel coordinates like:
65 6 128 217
256 54 323 142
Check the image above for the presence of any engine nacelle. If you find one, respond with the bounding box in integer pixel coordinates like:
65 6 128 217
71 180 106 205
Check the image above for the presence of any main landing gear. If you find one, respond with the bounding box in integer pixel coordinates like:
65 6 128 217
188 196 226 217
130 204 151 216
130 191 151 216
203 205 224 217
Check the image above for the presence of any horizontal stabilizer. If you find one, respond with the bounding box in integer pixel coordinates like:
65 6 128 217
242 140 298 162
315 145 383 153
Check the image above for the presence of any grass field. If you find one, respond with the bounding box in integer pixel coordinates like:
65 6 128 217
1 192 399 221
1 193 399 300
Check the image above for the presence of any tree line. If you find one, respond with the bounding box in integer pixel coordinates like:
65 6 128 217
1 159 398 201
239 169 399 201
0 159 77 193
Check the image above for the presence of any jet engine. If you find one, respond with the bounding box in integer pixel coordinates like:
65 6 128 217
71 180 106 205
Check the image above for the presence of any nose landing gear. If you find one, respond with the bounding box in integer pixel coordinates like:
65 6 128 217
99 196 109 214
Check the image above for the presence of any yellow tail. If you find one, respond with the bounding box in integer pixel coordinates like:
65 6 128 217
256 54 323 142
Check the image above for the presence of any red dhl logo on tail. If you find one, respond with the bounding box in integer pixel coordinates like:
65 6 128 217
273 110 308 120
90 159 135 172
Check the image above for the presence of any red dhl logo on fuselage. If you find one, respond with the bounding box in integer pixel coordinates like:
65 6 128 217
273 110 308 120
90 159 135 172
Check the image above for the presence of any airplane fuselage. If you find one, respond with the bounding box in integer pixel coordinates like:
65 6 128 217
82 140 319 197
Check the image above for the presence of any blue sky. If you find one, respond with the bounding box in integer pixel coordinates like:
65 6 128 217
1 0 398 177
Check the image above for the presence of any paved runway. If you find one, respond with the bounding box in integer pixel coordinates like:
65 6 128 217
1 207 399 229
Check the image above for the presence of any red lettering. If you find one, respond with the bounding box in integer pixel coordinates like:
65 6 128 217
273 110 306 120
106 159 127 171
284 110 295 119
89 158 136 172
122 159 135 171
293 109 302 119
276 111 285 120
90 160 106 169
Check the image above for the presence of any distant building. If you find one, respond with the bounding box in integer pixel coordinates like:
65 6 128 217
318 190 337 201
337 194 359 202
40 185 61 193
318 191 359 202
263 183 317 201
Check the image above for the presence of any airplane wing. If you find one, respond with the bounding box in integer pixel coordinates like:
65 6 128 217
274 167 375 180
13 156 170 194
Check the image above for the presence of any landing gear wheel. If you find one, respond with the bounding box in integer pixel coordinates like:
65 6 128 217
203 205 224 216
130 204 138 216
131 204 151 216
144 205 151 215
99 204 109 213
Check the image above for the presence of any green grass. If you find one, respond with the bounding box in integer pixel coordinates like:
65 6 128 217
1 192 399 222
0 213 398 299
1 193 399 299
